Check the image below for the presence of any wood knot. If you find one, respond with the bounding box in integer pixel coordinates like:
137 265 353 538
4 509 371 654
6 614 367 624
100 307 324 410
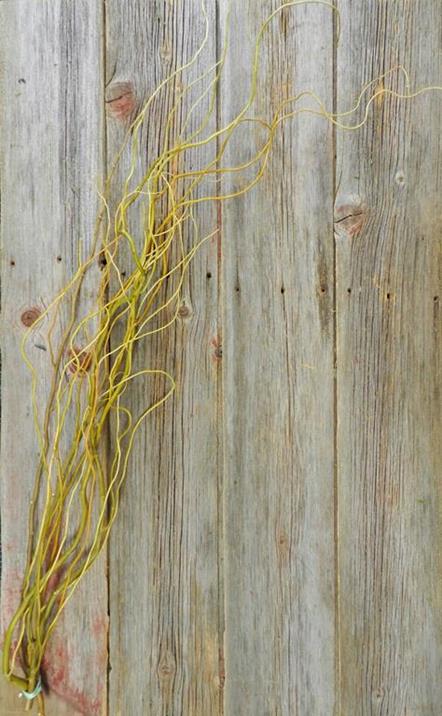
211 337 222 362
21 306 42 327
67 347 92 376
276 529 290 563
159 41 172 63
334 195 368 239
157 654 176 681
105 81 137 121
178 301 192 319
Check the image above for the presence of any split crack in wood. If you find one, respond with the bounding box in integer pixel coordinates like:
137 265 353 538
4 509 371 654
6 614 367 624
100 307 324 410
334 199 368 238
334 211 365 224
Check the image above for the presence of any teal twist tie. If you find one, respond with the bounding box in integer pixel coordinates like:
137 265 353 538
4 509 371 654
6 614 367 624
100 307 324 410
19 676 42 701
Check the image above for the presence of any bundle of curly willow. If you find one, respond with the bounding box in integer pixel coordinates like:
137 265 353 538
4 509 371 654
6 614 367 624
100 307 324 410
2 1 440 712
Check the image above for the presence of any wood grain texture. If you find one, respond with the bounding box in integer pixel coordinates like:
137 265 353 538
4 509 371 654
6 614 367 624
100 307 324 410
105 2 223 714
335 0 442 713
219 2 336 714
0 2 107 714
0 1 440 714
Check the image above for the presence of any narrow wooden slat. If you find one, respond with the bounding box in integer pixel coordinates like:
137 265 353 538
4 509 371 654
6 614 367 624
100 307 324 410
0 2 107 714
105 2 223 714
219 2 336 713
336 1 442 712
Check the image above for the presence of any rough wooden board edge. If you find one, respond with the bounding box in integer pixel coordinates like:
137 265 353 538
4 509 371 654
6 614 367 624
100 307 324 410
220 2 336 713
335 0 442 711
0 2 108 713
105 1 223 714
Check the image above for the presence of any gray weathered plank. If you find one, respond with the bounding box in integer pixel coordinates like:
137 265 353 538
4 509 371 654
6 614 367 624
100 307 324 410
219 2 336 713
105 2 223 714
0 2 107 714
335 0 442 712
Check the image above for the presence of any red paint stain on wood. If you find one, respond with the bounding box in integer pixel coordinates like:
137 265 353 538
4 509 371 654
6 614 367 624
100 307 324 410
42 644 66 691
42 620 107 715
55 682 102 716
45 572 61 600
1 568 23 634
92 615 108 641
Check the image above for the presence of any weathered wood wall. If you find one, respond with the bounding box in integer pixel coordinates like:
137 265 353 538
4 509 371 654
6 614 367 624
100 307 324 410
1 1 440 714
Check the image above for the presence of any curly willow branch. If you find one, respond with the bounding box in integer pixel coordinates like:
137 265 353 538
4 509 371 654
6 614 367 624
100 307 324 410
2 1 441 712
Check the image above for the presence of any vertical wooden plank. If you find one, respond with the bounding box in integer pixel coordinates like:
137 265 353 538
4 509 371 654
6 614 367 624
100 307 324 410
105 2 223 714
336 1 442 712
0 2 107 714
220 2 336 713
